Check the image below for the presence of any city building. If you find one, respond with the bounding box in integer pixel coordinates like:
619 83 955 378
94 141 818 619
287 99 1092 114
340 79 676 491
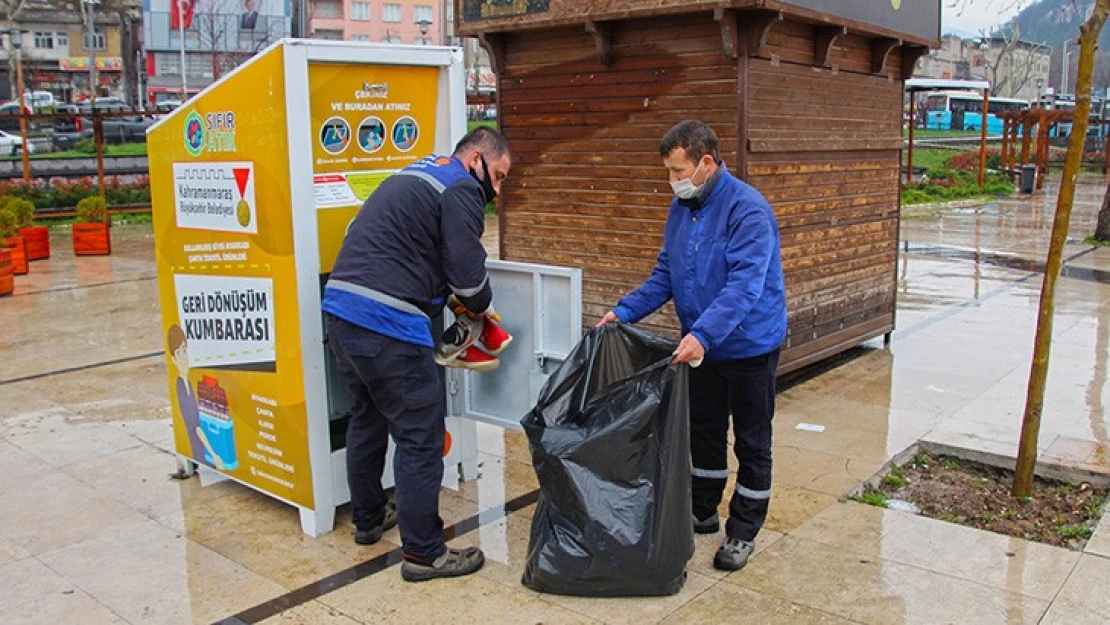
914 33 1051 102
142 0 292 104
306 0 442 44
0 9 129 103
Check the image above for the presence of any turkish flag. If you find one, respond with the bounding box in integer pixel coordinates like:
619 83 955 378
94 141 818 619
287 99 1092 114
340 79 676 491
171 0 196 29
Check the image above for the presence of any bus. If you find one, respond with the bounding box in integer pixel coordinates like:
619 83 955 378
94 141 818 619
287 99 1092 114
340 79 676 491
1040 94 1109 139
923 91 1029 134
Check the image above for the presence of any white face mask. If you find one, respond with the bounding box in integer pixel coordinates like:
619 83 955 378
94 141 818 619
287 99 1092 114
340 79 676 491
670 160 704 200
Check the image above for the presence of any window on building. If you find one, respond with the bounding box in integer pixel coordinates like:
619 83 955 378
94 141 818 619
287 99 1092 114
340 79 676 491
33 32 53 49
351 1 370 20
315 0 343 19
414 5 433 23
382 33 402 43
84 31 106 50
415 36 431 45
351 34 371 42
314 29 344 40
446 1 454 23
383 3 402 22
56 31 68 47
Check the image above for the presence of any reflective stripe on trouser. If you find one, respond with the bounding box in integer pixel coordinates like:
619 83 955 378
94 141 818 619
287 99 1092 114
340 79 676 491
688 348 779 542
325 314 447 561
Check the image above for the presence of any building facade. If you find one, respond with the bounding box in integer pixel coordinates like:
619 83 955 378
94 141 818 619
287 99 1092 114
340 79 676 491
143 0 292 104
0 10 127 103
307 0 442 44
914 34 1051 102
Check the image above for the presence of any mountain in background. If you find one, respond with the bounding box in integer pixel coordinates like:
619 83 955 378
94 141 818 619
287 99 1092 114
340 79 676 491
1001 0 1101 47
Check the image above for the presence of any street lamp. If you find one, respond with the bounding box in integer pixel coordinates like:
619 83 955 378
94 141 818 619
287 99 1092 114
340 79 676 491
416 19 432 45
84 0 101 106
1035 77 1044 107
4 28 30 181
1062 39 1077 96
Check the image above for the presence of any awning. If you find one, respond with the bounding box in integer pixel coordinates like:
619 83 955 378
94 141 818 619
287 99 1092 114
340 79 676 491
59 57 123 72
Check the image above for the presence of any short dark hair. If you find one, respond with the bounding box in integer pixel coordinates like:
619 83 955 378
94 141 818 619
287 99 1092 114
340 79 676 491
659 120 720 163
167 324 186 354
453 126 511 161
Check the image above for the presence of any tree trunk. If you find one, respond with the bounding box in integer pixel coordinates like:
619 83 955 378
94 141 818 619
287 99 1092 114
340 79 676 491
1013 0 1110 497
1096 180 1110 241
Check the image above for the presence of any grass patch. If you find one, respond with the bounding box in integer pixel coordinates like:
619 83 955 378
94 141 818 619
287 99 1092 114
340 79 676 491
468 120 497 132
1 142 149 160
1085 237 1110 247
907 129 983 138
902 148 1015 206
903 148 959 171
850 488 888 507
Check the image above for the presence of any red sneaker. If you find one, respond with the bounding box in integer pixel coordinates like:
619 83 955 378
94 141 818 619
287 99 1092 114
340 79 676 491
479 316 513 355
447 346 500 372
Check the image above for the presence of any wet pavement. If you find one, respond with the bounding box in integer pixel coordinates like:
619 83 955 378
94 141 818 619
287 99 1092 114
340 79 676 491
1 183 1108 624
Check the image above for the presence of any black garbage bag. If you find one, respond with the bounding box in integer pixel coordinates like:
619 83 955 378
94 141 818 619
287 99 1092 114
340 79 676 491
520 323 694 597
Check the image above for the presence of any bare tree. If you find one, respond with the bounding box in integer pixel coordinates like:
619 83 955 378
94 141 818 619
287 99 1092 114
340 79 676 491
978 25 1048 98
194 0 281 81
1096 182 1110 240
1014 0 1109 496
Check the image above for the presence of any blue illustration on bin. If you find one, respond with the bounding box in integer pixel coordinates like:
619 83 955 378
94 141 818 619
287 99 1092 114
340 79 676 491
198 375 239 470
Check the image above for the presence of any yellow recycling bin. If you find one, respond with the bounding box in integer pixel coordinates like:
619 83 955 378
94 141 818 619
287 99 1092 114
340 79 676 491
147 40 477 536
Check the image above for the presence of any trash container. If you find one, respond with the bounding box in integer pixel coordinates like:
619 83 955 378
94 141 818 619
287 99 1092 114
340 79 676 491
521 323 695 597
1021 165 1037 193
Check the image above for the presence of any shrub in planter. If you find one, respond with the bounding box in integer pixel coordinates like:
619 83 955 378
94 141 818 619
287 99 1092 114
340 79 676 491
73 196 111 256
8 197 48 260
0 203 28 275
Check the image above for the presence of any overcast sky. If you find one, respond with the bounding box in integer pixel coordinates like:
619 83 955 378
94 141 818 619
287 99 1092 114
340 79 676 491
943 0 1026 36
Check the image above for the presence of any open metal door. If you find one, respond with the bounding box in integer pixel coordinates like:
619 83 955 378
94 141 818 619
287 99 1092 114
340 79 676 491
448 260 582 430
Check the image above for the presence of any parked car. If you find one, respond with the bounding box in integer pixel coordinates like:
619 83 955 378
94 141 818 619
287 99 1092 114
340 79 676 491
153 99 182 112
24 91 57 113
0 101 35 133
52 103 156 150
0 129 36 156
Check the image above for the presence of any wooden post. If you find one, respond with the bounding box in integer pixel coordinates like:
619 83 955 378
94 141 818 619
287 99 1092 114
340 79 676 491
1021 113 1033 166
15 47 29 182
1014 0 1109 497
906 93 916 185
95 113 105 199
1037 112 1050 189
1000 117 1010 174
979 88 990 189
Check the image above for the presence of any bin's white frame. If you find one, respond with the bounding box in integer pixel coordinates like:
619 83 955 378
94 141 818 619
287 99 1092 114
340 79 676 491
284 41 473 536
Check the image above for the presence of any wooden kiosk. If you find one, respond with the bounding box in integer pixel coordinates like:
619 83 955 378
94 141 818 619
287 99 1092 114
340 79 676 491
459 0 940 373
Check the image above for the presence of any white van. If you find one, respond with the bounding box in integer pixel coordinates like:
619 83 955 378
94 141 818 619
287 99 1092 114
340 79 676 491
24 90 57 111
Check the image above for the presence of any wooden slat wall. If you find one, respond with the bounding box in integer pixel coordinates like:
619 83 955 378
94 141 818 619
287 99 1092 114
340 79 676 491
497 14 903 372
499 15 738 339
754 23 902 371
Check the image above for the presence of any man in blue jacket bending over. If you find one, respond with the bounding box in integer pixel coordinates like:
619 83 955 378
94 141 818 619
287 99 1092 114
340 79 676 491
599 120 787 572
322 127 510 582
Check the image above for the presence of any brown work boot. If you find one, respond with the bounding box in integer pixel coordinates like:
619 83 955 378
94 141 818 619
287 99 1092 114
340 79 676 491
401 546 485 582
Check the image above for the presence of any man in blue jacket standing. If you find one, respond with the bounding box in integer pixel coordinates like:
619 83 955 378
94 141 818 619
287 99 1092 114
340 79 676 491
599 120 787 572
322 127 510 582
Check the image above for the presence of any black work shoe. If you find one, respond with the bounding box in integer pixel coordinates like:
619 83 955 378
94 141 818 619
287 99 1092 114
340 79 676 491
693 512 720 534
354 501 398 546
713 536 755 571
401 546 485 582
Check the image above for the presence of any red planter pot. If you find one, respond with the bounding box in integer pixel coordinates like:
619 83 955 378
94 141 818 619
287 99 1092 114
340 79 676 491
3 236 28 274
18 226 50 260
0 247 13 296
73 223 111 256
